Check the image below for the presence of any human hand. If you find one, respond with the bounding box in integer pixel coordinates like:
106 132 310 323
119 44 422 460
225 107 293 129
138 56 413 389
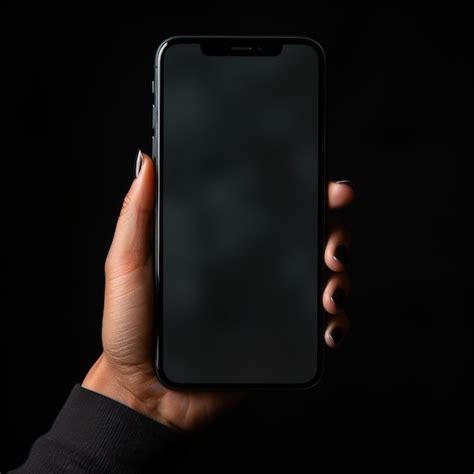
82 151 354 432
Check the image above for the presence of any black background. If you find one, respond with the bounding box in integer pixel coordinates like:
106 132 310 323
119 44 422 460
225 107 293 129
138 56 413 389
2 7 470 473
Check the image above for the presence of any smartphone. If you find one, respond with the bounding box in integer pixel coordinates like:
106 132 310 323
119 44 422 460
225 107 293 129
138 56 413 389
153 36 325 389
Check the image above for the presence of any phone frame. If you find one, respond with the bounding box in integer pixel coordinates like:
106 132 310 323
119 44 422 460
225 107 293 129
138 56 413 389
152 36 326 390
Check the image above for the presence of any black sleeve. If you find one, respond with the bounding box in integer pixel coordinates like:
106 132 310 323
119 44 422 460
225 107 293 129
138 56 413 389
10 384 192 473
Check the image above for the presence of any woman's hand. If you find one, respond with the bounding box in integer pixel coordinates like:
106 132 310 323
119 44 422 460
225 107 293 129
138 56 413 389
82 151 354 432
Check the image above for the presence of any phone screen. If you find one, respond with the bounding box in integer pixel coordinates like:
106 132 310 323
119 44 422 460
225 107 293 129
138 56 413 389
157 39 323 386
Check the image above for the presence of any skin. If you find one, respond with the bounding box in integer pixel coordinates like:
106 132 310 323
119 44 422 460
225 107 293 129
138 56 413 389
82 153 354 433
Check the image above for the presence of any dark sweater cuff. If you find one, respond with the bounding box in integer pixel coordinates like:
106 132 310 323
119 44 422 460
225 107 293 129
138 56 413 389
14 384 191 473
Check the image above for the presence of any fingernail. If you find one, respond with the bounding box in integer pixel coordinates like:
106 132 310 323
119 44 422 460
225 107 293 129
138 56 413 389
331 287 346 308
330 326 345 346
333 245 349 266
336 180 354 190
135 149 144 178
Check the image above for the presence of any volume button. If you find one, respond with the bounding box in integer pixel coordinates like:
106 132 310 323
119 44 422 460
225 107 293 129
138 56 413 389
152 80 155 94
152 104 155 130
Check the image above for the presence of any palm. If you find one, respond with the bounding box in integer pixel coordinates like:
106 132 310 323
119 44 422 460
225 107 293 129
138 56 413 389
155 382 242 431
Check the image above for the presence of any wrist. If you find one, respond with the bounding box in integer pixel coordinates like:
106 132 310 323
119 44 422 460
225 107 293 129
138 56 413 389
82 354 180 432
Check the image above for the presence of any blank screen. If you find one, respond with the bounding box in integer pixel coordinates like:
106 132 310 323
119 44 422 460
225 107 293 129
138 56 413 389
160 42 320 385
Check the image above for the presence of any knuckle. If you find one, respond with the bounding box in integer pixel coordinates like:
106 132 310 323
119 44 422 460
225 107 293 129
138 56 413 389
105 255 142 281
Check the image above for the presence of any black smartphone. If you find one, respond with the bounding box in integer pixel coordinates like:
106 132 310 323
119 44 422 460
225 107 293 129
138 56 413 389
152 36 326 389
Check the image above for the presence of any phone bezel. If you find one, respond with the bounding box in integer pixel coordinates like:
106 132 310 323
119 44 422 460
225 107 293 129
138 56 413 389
153 36 326 390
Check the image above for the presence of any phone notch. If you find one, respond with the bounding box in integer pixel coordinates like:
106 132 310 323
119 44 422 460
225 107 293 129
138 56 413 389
201 39 282 56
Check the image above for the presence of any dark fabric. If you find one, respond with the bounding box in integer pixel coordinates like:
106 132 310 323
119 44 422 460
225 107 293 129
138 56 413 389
10 384 191 473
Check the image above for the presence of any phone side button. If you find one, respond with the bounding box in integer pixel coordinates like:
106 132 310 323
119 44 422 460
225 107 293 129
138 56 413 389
152 104 155 130
152 80 155 94
152 135 155 158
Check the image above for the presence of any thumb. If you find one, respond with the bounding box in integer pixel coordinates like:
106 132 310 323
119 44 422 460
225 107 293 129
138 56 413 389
102 151 156 367
105 151 155 277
